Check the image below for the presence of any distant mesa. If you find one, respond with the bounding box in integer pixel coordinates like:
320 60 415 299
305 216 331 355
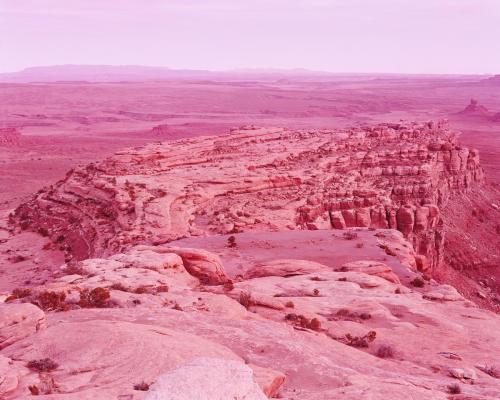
484 74 500 85
151 124 170 136
457 99 498 121
460 99 490 116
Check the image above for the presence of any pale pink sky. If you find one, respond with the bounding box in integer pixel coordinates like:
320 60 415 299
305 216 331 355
1 0 499 74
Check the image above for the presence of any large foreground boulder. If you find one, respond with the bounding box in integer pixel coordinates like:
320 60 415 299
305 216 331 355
145 358 268 400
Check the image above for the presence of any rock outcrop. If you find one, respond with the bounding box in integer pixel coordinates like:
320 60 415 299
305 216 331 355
12 122 484 273
1 229 499 399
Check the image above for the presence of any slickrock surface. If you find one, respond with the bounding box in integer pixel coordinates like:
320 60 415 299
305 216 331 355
1 230 499 399
12 122 485 275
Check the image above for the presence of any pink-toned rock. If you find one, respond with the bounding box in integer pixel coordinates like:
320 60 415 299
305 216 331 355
145 358 269 400
0 303 45 349
340 260 401 284
245 259 329 279
154 246 229 284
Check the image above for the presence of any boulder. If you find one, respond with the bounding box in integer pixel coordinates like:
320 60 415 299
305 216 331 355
145 358 268 400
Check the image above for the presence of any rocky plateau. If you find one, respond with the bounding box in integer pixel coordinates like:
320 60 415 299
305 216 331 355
1 121 499 399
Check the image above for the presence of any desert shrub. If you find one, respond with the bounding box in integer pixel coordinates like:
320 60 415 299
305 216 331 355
227 235 237 248
134 286 153 294
342 231 358 240
378 243 397 256
410 277 425 288
310 276 326 281
285 300 295 308
313 288 320 296
376 344 395 358
33 291 68 312
28 385 40 395
239 291 254 309
134 381 150 391
79 287 110 308
110 282 129 291
345 331 377 348
172 302 183 311
223 280 235 292
355 242 364 248
285 313 322 331
27 358 58 372
155 285 169 293
6 287 32 302
447 383 461 394
62 262 88 276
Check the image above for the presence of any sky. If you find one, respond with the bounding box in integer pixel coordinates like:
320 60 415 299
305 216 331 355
1 0 499 74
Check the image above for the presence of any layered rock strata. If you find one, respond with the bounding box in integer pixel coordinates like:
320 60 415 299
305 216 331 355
12 122 484 271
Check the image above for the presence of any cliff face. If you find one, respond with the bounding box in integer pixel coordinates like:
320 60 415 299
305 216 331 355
12 122 484 271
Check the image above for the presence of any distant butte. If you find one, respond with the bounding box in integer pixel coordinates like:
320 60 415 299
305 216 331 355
458 98 491 118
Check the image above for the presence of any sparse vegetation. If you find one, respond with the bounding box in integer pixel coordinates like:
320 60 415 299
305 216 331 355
285 300 295 308
28 384 40 395
155 284 169 293
342 231 358 240
62 262 89 276
285 313 322 331
33 290 68 312
410 277 425 288
78 287 110 308
227 235 237 248
344 331 377 348
376 344 395 358
239 291 254 309
27 358 59 372
223 280 235 292
447 383 461 394
355 242 364 248
6 287 32 302
110 282 128 291
134 381 150 391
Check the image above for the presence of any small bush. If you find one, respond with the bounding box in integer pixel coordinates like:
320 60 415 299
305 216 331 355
27 358 58 372
33 291 68 312
285 300 295 308
345 331 377 348
134 381 150 391
285 313 322 331
79 287 110 308
239 291 253 309
227 235 237 248
410 277 425 288
62 262 88 276
223 280 234 292
172 302 183 311
343 231 358 240
29 384 40 395
110 282 129 291
447 383 461 394
310 276 326 281
376 344 395 358
155 285 169 293
6 287 32 302
355 242 364 248
134 286 153 294
313 288 320 296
